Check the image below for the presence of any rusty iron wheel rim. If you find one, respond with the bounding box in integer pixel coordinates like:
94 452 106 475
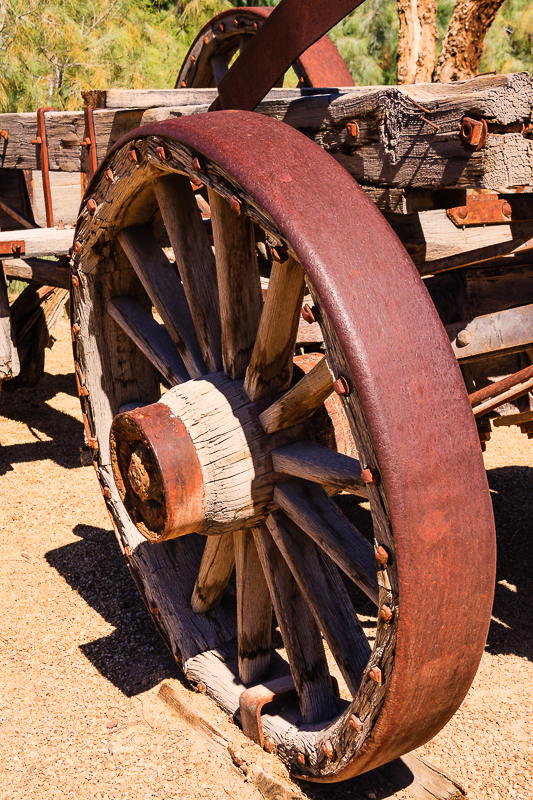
72 111 496 781
175 6 354 91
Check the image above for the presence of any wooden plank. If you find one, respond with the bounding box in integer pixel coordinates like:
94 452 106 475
3 257 70 289
155 174 222 374
244 256 306 402
0 226 73 257
493 409 533 427
107 295 189 386
252 524 337 724
0 269 20 381
259 356 334 434
158 681 230 750
234 530 272 685
445 303 533 362
385 753 466 800
118 224 205 379
274 480 379 605
472 376 533 417
272 440 368 497
267 510 371 696
190 532 235 614
208 189 263 379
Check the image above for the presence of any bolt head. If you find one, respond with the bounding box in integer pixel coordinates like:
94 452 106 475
333 376 350 396
229 195 242 215
460 117 487 150
456 329 472 347
457 206 468 220
375 545 388 566
368 666 382 685
264 737 276 754
180 81 187 88
502 200 512 217
127 148 138 163
72 323 81 336
102 487 111 499
86 198 97 214
190 55 196 63
361 466 379 485
71 275 79 287
197 681 207 694
349 714 363 731
192 157 203 173
11 243 21 255
104 168 114 182
380 604 393 623
219 23 225 32
322 740 335 760
203 35 209 44
74 241 83 255
155 146 168 162
297 752 306 766
346 121 359 139
301 304 316 324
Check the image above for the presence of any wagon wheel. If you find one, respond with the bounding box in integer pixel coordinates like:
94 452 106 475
71 112 495 780
176 7 354 89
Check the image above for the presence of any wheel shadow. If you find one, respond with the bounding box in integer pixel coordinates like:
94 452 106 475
0 369 84 474
485 465 533 662
45 523 181 697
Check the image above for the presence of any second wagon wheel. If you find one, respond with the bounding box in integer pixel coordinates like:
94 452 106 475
71 112 496 781
176 7 354 89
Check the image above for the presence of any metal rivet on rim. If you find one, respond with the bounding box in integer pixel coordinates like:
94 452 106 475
127 149 138 163
380 605 393 623
349 714 363 731
375 545 388 566
361 466 379 485
229 195 242 215
322 740 335 760
155 146 168 161
301 304 316 324
104 168 114 182
369 666 382 685
333 376 350 396
346 121 359 139
86 198 97 213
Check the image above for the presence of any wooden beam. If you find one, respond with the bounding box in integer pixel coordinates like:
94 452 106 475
0 269 20 381
190 532 235 614
253 524 337 724
259 356 334 434
3 257 70 289
272 440 368 497
234 530 272 685
0 226 73 257
267 510 371 696
107 295 189 386
274 479 379 605
244 256 306 402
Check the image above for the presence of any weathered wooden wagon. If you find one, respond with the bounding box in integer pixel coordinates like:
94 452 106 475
1 0 532 791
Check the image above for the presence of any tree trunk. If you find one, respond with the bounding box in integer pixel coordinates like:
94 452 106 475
434 0 505 82
396 0 438 84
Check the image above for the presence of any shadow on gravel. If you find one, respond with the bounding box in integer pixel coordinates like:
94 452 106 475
0 370 83 474
45 523 181 697
485 465 533 662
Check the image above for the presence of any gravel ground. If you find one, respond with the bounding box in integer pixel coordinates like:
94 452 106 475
0 318 531 800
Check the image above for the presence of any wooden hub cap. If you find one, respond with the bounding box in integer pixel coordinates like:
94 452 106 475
110 374 280 542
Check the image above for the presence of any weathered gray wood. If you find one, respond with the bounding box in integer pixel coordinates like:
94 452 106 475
244 256 306 402
155 174 223 373
208 189 263 379
3 257 70 289
107 295 189 386
0 226 73 257
385 753 466 800
234 530 272 685
191 532 235 614
30 170 83 227
259 356 334 434
252 524 337 724
118 225 205 378
445 302 533 362
0 269 20 381
267 510 371 696
472 375 533 417
272 440 368 497
274 479 379 605
2 74 531 195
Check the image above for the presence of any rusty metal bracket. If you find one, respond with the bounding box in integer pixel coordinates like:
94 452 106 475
447 193 514 227
82 107 98 180
0 240 25 258
30 107 57 228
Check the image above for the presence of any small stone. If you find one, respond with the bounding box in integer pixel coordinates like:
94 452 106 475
106 718 118 729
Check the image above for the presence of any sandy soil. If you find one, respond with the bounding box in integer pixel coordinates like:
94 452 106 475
0 318 531 800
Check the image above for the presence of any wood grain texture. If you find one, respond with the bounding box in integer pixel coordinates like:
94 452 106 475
107 295 189 386
155 174 222 373
208 188 263 379
259 355 334 434
244 256 306 402
253 524 337 725
267 510 371 696
272 440 368 497
0 226 73 257
118 224 205 378
191 532 235 614
3 257 70 290
234 530 272 685
0 269 19 381
274 480 379 605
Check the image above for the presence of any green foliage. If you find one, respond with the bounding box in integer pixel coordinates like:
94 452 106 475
481 0 533 74
330 0 399 84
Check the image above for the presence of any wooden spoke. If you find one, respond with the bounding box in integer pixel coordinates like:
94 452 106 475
208 189 263 379
272 441 368 497
244 255 306 402
259 356 334 434
191 532 235 614
253 524 337 724
118 225 205 378
155 174 223 373
108 296 188 386
274 480 379 605
210 53 229 85
234 530 272 685
266 511 371 696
